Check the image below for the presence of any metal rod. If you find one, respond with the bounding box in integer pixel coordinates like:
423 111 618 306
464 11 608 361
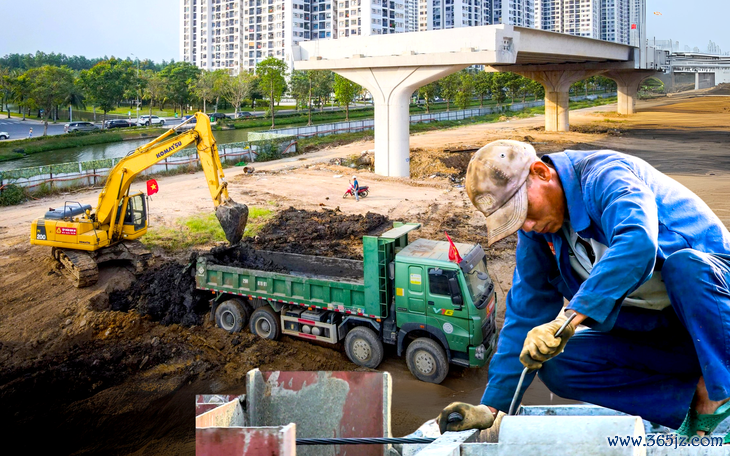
296 437 437 446
508 312 578 416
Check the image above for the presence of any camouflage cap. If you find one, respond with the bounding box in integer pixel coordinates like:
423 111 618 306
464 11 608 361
466 140 538 246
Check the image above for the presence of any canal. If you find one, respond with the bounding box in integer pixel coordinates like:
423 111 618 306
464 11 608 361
0 129 257 171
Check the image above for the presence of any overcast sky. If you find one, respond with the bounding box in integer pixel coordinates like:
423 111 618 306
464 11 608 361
1 0 728 63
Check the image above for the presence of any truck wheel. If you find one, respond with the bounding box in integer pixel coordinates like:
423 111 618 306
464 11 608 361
250 306 281 340
344 326 384 369
215 298 249 333
405 338 449 384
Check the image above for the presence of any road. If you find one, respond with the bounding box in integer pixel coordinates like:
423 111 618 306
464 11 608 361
0 117 66 140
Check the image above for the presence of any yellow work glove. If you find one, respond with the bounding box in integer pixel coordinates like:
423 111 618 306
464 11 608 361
437 402 495 434
519 312 576 370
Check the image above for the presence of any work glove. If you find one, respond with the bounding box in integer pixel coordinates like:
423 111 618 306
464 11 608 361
519 312 576 370
437 402 495 434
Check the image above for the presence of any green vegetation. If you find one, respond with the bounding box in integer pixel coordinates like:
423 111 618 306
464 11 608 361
0 183 24 206
143 206 274 251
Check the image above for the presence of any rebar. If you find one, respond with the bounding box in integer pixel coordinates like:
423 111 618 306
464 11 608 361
296 437 436 446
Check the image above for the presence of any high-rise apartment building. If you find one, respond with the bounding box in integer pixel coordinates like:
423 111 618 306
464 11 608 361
417 0 532 32
405 0 419 32
534 0 644 45
181 0 404 75
181 0 244 73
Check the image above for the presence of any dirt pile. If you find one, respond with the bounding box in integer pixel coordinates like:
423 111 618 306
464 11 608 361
241 206 390 259
706 83 730 96
109 245 289 327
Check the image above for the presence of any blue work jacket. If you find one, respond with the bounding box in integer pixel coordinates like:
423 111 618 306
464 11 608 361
481 150 730 412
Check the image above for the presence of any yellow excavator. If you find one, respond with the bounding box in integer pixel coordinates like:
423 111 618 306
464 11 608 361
30 113 248 287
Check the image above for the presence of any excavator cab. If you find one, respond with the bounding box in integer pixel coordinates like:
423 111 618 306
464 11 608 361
117 192 148 240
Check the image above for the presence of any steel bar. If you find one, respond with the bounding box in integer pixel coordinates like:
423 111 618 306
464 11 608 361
296 437 437 445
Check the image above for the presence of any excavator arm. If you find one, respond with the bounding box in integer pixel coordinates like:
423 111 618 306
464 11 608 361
94 113 248 243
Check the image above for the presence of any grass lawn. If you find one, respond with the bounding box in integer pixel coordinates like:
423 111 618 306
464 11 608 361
142 206 274 251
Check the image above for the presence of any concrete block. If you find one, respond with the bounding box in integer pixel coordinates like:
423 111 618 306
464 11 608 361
414 429 480 456
497 415 646 456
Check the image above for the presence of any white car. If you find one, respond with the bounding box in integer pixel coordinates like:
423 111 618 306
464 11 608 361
0 132 8 140
139 115 165 126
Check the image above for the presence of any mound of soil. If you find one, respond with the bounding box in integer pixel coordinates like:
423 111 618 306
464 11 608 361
109 245 289 327
242 206 390 259
706 83 730 96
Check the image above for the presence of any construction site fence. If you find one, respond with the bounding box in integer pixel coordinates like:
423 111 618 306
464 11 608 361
0 138 297 191
262 92 617 139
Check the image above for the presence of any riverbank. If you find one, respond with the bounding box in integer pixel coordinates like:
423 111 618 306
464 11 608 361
0 127 169 163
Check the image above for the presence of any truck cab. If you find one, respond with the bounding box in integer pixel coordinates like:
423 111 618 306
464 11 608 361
391 237 497 382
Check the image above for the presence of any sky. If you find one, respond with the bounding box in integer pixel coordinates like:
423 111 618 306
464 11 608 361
1 0 728 63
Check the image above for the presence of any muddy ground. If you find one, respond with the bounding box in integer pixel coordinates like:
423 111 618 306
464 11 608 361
1 92 730 454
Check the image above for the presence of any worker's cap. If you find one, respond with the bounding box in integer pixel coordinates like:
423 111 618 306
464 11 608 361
466 140 538 246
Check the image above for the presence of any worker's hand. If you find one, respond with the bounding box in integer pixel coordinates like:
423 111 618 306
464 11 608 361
437 402 495 434
519 312 576 370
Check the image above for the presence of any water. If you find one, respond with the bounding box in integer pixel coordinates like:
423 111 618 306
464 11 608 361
0 129 253 171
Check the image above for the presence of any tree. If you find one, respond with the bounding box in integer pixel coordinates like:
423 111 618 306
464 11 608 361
312 70 334 113
158 61 201 115
80 58 135 127
12 71 34 120
25 65 75 135
255 57 288 128
223 71 254 116
289 70 313 124
527 79 545 101
141 70 166 119
193 70 217 113
505 72 523 103
211 69 229 112
333 73 361 121
0 67 15 118
440 73 460 111
491 72 510 107
473 71 493 108
455 71 474 110
418 82 439 114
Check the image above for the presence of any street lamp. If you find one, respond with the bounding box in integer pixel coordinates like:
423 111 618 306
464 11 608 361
131 53 140 123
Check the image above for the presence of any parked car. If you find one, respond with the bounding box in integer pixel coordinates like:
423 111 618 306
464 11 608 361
182 115 197 124
0 132 8 140
65 122 99 133
139 115 165 126
235 111 253 119
209 112 229 121
104 119 136 129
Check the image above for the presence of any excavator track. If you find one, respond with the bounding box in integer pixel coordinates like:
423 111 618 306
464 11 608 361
52 248 99 288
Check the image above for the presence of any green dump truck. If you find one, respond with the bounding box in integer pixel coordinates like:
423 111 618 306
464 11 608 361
195 222 498 383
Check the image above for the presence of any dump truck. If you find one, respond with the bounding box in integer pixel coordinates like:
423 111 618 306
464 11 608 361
195 223 498 383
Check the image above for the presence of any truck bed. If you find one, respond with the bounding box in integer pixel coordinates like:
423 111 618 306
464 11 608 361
197 250 379 317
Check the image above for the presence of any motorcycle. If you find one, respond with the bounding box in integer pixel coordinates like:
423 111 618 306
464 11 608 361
343 185 369 199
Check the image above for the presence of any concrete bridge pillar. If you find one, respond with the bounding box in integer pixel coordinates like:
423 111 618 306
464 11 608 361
515 70 604 132
604 69 657 115
333 65 467 177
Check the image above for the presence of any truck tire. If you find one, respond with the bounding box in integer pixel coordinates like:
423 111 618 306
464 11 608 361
344 326 384 369
405 338 449 384
250 306 281 340
215 298 249 333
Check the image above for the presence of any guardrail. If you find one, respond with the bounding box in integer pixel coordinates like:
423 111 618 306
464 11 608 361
259 93 616 139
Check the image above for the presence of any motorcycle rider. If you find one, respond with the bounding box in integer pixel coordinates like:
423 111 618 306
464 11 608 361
351 176 360 202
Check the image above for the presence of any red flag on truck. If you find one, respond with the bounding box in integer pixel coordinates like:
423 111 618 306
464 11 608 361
445 231 463 263
147 179 159 196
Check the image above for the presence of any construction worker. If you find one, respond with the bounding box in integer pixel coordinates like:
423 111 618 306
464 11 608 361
438 140 730 442
351 175 360 202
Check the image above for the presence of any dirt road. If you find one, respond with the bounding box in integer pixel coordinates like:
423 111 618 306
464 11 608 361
1 93 729 454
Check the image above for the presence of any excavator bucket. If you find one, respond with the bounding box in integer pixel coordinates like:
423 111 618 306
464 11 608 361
216 200 249 244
